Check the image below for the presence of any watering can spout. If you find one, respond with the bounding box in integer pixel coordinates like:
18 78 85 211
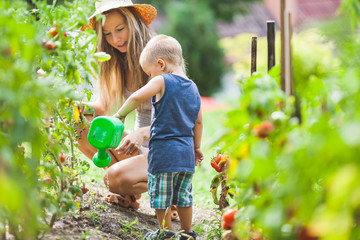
87 116 124 168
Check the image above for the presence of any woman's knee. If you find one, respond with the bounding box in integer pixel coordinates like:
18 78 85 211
104 165 128 192
103 155 148 193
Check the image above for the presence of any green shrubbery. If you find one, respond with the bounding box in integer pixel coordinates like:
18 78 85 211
216 2 360 239
0 0 96 237
161 0 224 96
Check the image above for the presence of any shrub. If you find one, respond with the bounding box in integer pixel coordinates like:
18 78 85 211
161 0 225 96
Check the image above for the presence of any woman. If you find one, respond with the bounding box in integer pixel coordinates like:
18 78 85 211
79 0 157 209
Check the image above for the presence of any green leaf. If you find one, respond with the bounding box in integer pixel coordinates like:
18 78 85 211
93 52 111 62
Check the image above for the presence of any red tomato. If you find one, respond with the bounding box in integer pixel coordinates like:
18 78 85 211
43 40 55 50
4 47 12 56
42 177 52 182
221 220 231 230
63 32 68 38
297 226 318 240
253 120 274 139
211 159 223 172
215 154 223 164
261 120 274 131
222 209 238 229
48 27 58 37
60 154 66 163
81 188 88 195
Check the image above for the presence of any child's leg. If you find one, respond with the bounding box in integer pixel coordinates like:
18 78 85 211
155 208 173 230
148 172 175 231
172 172 194 233
177 205 193 232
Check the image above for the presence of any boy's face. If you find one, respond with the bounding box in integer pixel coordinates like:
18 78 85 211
141 59 166 78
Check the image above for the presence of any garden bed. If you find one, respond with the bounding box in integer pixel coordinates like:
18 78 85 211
41 185 218 239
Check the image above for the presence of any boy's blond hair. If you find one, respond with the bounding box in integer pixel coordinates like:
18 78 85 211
140 34 185 71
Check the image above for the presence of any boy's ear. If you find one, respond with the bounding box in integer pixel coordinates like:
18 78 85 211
157 59 166 70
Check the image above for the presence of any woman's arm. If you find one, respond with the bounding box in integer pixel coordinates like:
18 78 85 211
80 98 107 116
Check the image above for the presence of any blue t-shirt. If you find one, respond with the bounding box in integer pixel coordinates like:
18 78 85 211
148 73 201 174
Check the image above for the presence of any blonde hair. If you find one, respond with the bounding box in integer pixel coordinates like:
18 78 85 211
140 34 185 72
94 7 154 113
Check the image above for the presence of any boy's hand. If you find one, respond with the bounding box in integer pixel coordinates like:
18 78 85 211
112 113 125 123
194 148 204 166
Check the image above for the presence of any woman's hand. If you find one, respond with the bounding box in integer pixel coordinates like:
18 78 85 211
195 148 204 166
115 128 146 155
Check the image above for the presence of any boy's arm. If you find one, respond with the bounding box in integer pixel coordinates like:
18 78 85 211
113 76 164 120
193 108 204 166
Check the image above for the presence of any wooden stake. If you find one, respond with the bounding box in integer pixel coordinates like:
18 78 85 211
288 12 302 123
280 0 286 92
251 37 257 75
284 10 291 97
289 12 294 96
267 20 276 71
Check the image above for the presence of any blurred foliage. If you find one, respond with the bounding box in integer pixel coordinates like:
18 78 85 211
141 0 260 22
318 16 360 69
0 0 97 238
220 29 339 84
207 0 260 22
160 0 224 96
214 1 360 239
339 0 360 29
136 0 260 96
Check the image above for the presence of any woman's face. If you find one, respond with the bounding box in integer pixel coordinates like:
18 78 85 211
102 11 129 53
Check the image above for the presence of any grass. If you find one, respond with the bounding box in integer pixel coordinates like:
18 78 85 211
193 109 229 208
84 109 230 209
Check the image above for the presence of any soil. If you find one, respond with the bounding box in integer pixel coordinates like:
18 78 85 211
41 185 219 240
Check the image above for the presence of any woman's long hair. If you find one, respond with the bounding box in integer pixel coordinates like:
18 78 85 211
94 7 154 113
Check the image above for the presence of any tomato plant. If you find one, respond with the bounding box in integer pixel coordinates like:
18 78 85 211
214 1 360 238
215 20 360 240
0 0 98 238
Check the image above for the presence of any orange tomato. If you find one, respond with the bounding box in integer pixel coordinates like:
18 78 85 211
48 27 58 37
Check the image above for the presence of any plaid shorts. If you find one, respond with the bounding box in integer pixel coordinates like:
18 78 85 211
147 172 193 209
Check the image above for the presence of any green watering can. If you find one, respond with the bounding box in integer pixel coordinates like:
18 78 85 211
87 116 124 168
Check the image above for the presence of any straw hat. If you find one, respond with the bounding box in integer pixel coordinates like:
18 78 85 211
82 0 157 31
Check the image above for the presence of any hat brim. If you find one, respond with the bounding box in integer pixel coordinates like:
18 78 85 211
81 3 157 31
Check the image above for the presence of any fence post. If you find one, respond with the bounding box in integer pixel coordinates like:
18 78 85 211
280 0 286 92
288 12 294 96
284 10 292 97
267 20 276 71
251 36 257 75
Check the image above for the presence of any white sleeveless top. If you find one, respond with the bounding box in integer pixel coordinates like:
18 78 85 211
124 88 151 148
